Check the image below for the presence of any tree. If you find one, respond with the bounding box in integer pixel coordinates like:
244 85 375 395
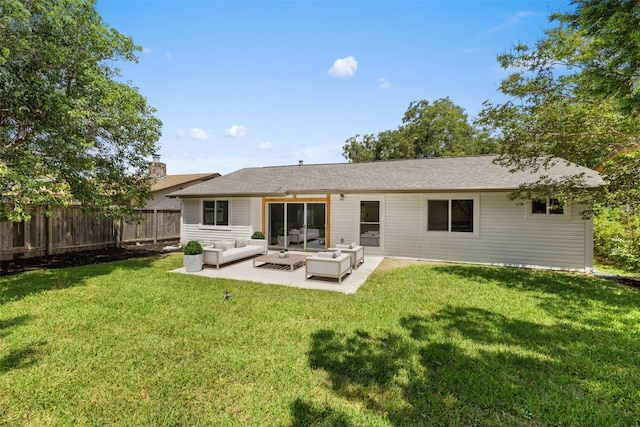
0 0 162 222
476 0 640 208
343 97 494 163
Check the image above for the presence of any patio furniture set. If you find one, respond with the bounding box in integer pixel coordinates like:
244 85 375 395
204 239 364 283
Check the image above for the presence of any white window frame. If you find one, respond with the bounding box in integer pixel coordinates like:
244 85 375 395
201 199 231 228
425 194 479 236
526 198 570 220
359 199 382 247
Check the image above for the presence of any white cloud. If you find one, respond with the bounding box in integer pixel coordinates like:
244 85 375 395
258 141 272 151
176 129 186 138
328 56 358 78
166 52 173 59
189 127 214 141
225 125 249 138
378 78 391 89
142 47 153 55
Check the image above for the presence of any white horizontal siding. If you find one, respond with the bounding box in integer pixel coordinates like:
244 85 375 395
328 194 360 249
179 197 258 244
182 199 200 225
231 199 251 226
328 192 592 271
251 198 263 235
180 192 592 270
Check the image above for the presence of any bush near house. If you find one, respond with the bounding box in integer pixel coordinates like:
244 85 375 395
594 206 640 271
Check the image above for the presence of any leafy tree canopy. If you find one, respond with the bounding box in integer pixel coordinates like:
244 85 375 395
0 0 162 222
343 97 495 163
476 0 640 208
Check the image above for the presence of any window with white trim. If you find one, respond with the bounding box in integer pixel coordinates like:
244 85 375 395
531 198 564 215
360 200 380 247
203 200 229 226
427 198 474 232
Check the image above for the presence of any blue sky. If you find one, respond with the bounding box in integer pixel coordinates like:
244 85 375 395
96 0 569 175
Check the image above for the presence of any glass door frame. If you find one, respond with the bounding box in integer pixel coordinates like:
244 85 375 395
263 196 330 251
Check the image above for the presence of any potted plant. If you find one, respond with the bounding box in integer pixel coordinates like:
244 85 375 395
278 248 289 258
251 231 265 239
182 240 204 272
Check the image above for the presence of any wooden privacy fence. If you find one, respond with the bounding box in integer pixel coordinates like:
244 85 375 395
0 206 180 260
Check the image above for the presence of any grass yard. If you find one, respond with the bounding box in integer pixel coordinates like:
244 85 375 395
1 253 639 426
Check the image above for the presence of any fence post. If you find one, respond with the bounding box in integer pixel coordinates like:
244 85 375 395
115 219 121 248
46 214 53 256
153 208 158 244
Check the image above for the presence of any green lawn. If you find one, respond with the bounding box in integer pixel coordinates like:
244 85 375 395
1 254 639 426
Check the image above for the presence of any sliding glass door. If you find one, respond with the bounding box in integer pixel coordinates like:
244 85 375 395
267 202 326 251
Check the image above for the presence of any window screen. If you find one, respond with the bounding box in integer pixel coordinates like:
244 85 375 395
428 200 449 231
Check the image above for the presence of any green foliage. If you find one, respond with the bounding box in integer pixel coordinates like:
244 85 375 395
181 240 203 255
594 205 640 271
343 97 496 163
250 231 265 239
0 0 162 222
476 0 640 208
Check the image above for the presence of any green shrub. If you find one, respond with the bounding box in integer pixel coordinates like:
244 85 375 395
181 240 203 255
251 231 265 239
594 206 640 271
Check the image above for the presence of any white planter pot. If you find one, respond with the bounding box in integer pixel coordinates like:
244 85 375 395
183 254 204 272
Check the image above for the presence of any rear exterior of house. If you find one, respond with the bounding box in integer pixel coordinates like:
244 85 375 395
171 156 602 272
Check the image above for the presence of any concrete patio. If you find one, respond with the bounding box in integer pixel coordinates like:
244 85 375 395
170 250 384 294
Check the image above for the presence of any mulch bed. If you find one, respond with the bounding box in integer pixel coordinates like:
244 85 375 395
612 275 640 290
0 243 176 277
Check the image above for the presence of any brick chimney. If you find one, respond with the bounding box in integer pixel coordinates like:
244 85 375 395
149 154 167 179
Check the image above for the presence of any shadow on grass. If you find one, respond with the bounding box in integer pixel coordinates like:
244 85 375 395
303 303 637 425
289 398 354 427
0 256 160 306
0 341 47 374
0 314 46 374
0 315 31 339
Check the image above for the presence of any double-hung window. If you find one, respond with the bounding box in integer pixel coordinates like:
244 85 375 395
359 200 380 247
531 198 564 215
203 200 229 226
427 198 475 233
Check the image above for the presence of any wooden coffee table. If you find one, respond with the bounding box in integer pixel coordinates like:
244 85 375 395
253 253 308 271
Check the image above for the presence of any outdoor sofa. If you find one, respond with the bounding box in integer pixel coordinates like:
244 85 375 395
289 228 320 244
360 231 379 246
203 238 267 269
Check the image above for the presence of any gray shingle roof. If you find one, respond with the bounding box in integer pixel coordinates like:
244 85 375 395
167 155 604 198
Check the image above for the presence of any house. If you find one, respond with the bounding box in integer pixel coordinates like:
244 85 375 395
147 155 220 210
168 155 603 272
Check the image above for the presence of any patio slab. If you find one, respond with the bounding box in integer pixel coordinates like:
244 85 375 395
170 251 384 294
